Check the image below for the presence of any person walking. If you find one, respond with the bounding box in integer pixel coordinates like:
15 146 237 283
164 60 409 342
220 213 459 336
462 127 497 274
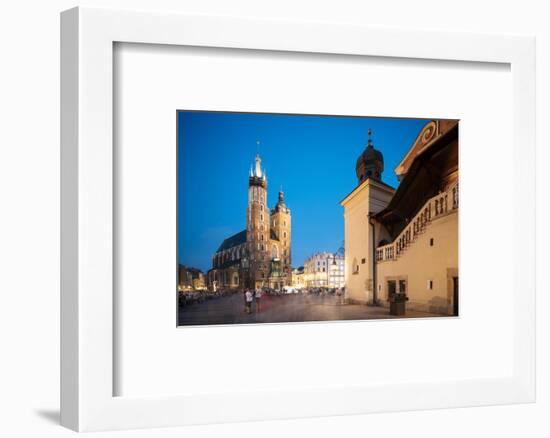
255 288 263 313
245 289 254 314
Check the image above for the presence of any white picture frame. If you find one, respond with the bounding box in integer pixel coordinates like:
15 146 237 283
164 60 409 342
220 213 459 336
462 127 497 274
60 7 535 432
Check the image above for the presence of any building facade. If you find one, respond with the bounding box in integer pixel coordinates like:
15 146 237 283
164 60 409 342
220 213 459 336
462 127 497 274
291 266 305 289
340 121 459 315
303 252 345 288
177 265 206 291
207 153 292 290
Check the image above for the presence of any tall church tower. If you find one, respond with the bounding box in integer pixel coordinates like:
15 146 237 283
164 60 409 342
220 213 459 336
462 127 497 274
246 153 269 288
271 190 292 284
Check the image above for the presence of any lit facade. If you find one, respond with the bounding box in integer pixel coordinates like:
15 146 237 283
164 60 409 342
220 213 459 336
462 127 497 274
303 252 345 288
291 266 305 289
340 121 459 315
207 153 292 290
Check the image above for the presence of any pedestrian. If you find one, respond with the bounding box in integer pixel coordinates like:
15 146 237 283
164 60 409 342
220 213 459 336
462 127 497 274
245 289 254 314
243 290 248 313
336 287 343 305
255 288 262 313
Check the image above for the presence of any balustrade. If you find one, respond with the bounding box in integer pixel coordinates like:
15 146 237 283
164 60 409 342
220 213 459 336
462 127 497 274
376 181 458 262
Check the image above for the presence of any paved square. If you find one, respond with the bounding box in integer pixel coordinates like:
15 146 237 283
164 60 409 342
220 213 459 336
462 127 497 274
178 292 440 326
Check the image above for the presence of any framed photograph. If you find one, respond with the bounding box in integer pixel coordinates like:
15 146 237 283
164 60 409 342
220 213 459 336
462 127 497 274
177 111 459 326
61 7 535 432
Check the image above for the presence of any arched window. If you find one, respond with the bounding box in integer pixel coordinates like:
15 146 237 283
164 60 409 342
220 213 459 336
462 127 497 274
352 258 359 274
272 245 278 259
283 231 287 238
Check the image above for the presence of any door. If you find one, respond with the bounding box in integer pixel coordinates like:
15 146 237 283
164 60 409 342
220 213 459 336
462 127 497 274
387 280 396 300
453 276 459 316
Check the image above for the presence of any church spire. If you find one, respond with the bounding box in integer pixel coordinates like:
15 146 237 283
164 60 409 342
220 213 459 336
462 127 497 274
249 141 267 188
254 153 263 178
251 140 266 180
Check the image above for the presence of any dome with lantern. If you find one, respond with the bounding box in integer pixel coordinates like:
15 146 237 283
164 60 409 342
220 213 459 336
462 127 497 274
356 128 384 183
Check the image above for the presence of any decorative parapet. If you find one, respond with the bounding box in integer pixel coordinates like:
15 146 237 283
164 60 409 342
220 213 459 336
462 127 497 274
376 180 458 263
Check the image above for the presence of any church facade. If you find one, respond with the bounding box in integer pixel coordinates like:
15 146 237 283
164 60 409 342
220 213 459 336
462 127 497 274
207 154 292 291
341 121 459 315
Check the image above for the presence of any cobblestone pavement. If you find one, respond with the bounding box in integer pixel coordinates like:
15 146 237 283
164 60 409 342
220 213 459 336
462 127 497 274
178 293 441 326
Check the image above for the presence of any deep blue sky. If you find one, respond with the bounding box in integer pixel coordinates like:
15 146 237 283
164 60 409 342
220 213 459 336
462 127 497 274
178 111 428 272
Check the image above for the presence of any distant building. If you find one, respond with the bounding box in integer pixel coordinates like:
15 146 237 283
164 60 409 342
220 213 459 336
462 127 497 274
207 153 292 290
291 266 305 289
303 252 345 288
340 122 459 315
178 265 206 291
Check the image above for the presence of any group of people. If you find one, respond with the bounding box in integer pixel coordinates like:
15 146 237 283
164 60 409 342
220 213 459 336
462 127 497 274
243 288 263 314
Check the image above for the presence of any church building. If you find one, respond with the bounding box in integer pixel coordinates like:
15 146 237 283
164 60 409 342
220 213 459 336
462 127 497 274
207 153 292 290
341 121 459 315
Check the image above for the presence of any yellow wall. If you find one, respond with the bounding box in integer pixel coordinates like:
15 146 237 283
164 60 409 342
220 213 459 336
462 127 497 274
376 211 458 314
342 180 395 303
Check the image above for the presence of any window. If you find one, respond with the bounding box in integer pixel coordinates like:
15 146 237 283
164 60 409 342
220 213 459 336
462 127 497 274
260 205 263 211
430 238 434 246
399 279 407 294
260 214 264 222
361 258 366 264
322 268 325 272
283 231 287 238
427 280 433 290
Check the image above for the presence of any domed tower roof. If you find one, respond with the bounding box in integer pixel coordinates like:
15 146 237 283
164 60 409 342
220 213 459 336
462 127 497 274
356 128 384 184
272 189 289 214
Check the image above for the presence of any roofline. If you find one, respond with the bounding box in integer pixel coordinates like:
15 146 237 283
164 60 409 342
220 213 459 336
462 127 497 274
394 119 459 177
375 123 459 221
340 177 395 206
